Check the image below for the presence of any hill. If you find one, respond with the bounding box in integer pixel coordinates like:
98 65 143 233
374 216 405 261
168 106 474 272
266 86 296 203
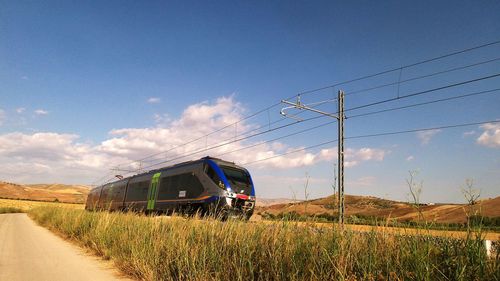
257 194 500 224
255 198 301 207
0 181 90 204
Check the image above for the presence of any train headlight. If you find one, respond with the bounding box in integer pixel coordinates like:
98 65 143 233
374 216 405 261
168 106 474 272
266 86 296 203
224 190 236 198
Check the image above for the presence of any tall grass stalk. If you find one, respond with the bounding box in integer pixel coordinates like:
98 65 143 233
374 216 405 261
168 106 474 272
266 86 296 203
29 207 499 281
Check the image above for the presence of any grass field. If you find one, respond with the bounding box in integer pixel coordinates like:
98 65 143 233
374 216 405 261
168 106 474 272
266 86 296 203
28 206 499 281
0 198 84 211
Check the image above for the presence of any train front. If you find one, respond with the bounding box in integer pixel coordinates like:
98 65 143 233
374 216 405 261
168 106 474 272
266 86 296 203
204 157 256 219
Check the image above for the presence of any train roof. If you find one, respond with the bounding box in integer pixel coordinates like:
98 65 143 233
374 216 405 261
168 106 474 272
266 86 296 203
93 156 241 189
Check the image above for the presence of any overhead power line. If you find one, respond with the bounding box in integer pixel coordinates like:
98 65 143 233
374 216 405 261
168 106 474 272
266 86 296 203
345 57 500 97
213 88 500 160
143 73 500 171
346 72 500 112
293 39 500 98
110 40 500 170
349 88 500 119
242 120 500 166
113 73 500 180
101 86 499 186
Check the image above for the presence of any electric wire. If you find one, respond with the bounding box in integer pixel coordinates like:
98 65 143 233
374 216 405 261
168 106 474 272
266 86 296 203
215 88 500 160
110 40 500 169
345 73 500 112
93 40 500 184
242 120 500 166
293 39 500 98
345 57 500 97
97 87 499 185
143 73 500 170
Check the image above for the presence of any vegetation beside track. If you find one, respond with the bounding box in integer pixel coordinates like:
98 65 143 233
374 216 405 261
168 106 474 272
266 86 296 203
0 207 24 214
29 206 499 281
0 198 83 211
261 211 500 232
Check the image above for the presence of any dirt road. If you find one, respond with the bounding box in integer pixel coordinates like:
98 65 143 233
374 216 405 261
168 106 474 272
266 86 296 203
0 213 129 281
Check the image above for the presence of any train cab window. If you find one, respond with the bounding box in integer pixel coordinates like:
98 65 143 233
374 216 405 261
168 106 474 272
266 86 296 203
220 166 250 186
204 164 223 188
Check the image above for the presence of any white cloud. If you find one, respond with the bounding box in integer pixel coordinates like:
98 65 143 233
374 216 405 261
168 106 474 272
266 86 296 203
147 97 161 104
463 130 475 137
416 129 441 145
16 108 26 114
0 96 387 184
34 109 49 115
406 155 414 161
257 175 329 185
0 132 127 183
153 113 171 125
346 176 376 187
21 76 29 80
477 123 500 148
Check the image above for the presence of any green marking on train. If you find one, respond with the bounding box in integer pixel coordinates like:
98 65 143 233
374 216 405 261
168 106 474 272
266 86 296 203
147 172 161 210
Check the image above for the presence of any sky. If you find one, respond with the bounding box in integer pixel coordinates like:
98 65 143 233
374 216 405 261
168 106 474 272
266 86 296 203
1 1 499 203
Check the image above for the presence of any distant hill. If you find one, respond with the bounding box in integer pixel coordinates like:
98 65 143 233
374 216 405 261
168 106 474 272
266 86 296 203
0 181 90 204
257 194 500 224
255 198 301 207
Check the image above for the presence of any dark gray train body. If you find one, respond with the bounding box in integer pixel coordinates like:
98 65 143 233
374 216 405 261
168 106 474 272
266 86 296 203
85 157 256 219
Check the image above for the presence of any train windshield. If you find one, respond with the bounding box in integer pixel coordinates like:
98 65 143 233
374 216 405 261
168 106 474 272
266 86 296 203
220 166 251 187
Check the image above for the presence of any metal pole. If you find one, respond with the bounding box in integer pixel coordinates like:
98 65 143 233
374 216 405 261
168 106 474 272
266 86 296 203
338 90 345 227
279 92 345 227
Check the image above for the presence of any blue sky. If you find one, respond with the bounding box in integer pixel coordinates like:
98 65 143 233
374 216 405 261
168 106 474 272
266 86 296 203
1 1 499 203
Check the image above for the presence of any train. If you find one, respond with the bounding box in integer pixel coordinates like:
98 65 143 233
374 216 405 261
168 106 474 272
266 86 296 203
85 157 256 220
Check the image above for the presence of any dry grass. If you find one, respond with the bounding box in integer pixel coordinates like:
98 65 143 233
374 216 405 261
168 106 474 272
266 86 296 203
0 206 24 214
0 198 84 211
29 206 500 281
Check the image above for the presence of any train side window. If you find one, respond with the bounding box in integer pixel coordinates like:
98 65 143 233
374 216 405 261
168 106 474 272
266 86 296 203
158 176 178 200
125 180 150 202
178 173 204 198
100 186 109 203
158 173 204 200
110 181 127 202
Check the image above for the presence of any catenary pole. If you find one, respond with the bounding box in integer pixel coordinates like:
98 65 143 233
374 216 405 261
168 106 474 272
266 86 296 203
280 90 346 228
338 90 345 227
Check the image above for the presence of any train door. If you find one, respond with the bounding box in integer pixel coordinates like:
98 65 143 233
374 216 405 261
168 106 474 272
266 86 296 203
147 172 161 210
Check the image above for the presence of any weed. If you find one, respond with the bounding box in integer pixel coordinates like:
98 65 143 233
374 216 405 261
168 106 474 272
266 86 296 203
29 206 499 281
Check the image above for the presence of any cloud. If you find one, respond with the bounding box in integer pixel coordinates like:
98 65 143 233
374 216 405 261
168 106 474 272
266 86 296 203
346 176 376 187
463 130 475 137
0 109 5 126
16 108 26 114
257 175 329 185
0 132 126 183
153 113 170 125
406 155 414 161
0 96 387 184
21 76 29 80
250 146 386 169
147 97 161 104
416 129 441 145
477 123 500 148
34 109 49 115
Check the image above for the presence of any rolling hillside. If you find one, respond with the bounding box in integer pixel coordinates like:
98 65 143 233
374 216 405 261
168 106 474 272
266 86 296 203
257 194 500 224
0 181 90 203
